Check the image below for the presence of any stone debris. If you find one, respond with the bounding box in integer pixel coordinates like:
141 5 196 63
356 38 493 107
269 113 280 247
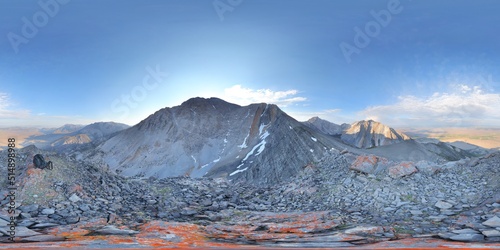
0 148 499 248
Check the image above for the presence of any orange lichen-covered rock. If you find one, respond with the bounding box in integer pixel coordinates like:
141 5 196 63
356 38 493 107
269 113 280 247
350 155 379 174
388 162 418 178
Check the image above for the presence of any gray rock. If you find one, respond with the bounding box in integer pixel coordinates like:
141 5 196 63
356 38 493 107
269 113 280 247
41 208 55 215
79 204 91 212
483 216 500 228
0 226 41 237
482 230 500 237
69 193 82 203
438 232 456 239
17 220 36 228
65 216 80 224
20 204 39 213
452 228 479 234
201 199 213 206
181 208 198 216
435 201 453 209
0 219 8 227
410 210 423 215
450 233 484 242
19 213 32 219
486 236 500 242
22 234 66 242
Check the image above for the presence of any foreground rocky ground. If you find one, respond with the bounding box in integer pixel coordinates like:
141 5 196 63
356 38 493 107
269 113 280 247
1 147 499 248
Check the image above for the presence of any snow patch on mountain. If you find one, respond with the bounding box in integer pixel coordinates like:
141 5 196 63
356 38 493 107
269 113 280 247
230 167 249 176
238 132 249 149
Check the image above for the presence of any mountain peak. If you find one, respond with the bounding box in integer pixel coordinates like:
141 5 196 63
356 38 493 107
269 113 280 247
342 120 410 148
181 97 238 108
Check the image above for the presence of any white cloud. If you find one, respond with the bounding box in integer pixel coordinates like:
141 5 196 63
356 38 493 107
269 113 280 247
0 92 95 128
0 92 30 119
361 85 500 127
223 85 306 107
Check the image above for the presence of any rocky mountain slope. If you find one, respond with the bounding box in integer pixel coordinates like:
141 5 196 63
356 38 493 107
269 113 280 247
93 97 351 184
302 116 349 136
21 122 129 150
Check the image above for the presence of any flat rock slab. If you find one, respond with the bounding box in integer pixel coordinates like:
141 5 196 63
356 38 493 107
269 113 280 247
483 230 500 237
452 228 480 234
435 201 453 209
0 226 41 237
450 233 485 242
483 216 500 228
388 162 417 178
20 234 66 242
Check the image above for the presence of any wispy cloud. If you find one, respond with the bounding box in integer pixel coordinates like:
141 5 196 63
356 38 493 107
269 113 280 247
223 85 307 107
0 92 30 119
0 92 94 128
361 85 500 127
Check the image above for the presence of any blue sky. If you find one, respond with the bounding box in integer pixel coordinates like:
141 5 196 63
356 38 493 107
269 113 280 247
0 0 499 128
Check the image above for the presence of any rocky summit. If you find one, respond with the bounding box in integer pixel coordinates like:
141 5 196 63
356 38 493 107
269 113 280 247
1 97 499 249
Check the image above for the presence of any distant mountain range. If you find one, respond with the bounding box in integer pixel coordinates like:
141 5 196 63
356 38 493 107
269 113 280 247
84 97 480 184
20 122 129 150
303 117 411 148
3 97 492 185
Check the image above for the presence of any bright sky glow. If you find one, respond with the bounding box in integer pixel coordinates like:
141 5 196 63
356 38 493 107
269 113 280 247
0 0 499 128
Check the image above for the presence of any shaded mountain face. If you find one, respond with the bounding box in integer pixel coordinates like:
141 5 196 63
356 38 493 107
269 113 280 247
302 116 349 136
42 124 85 134
96 97 344 184
341 120 411 149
